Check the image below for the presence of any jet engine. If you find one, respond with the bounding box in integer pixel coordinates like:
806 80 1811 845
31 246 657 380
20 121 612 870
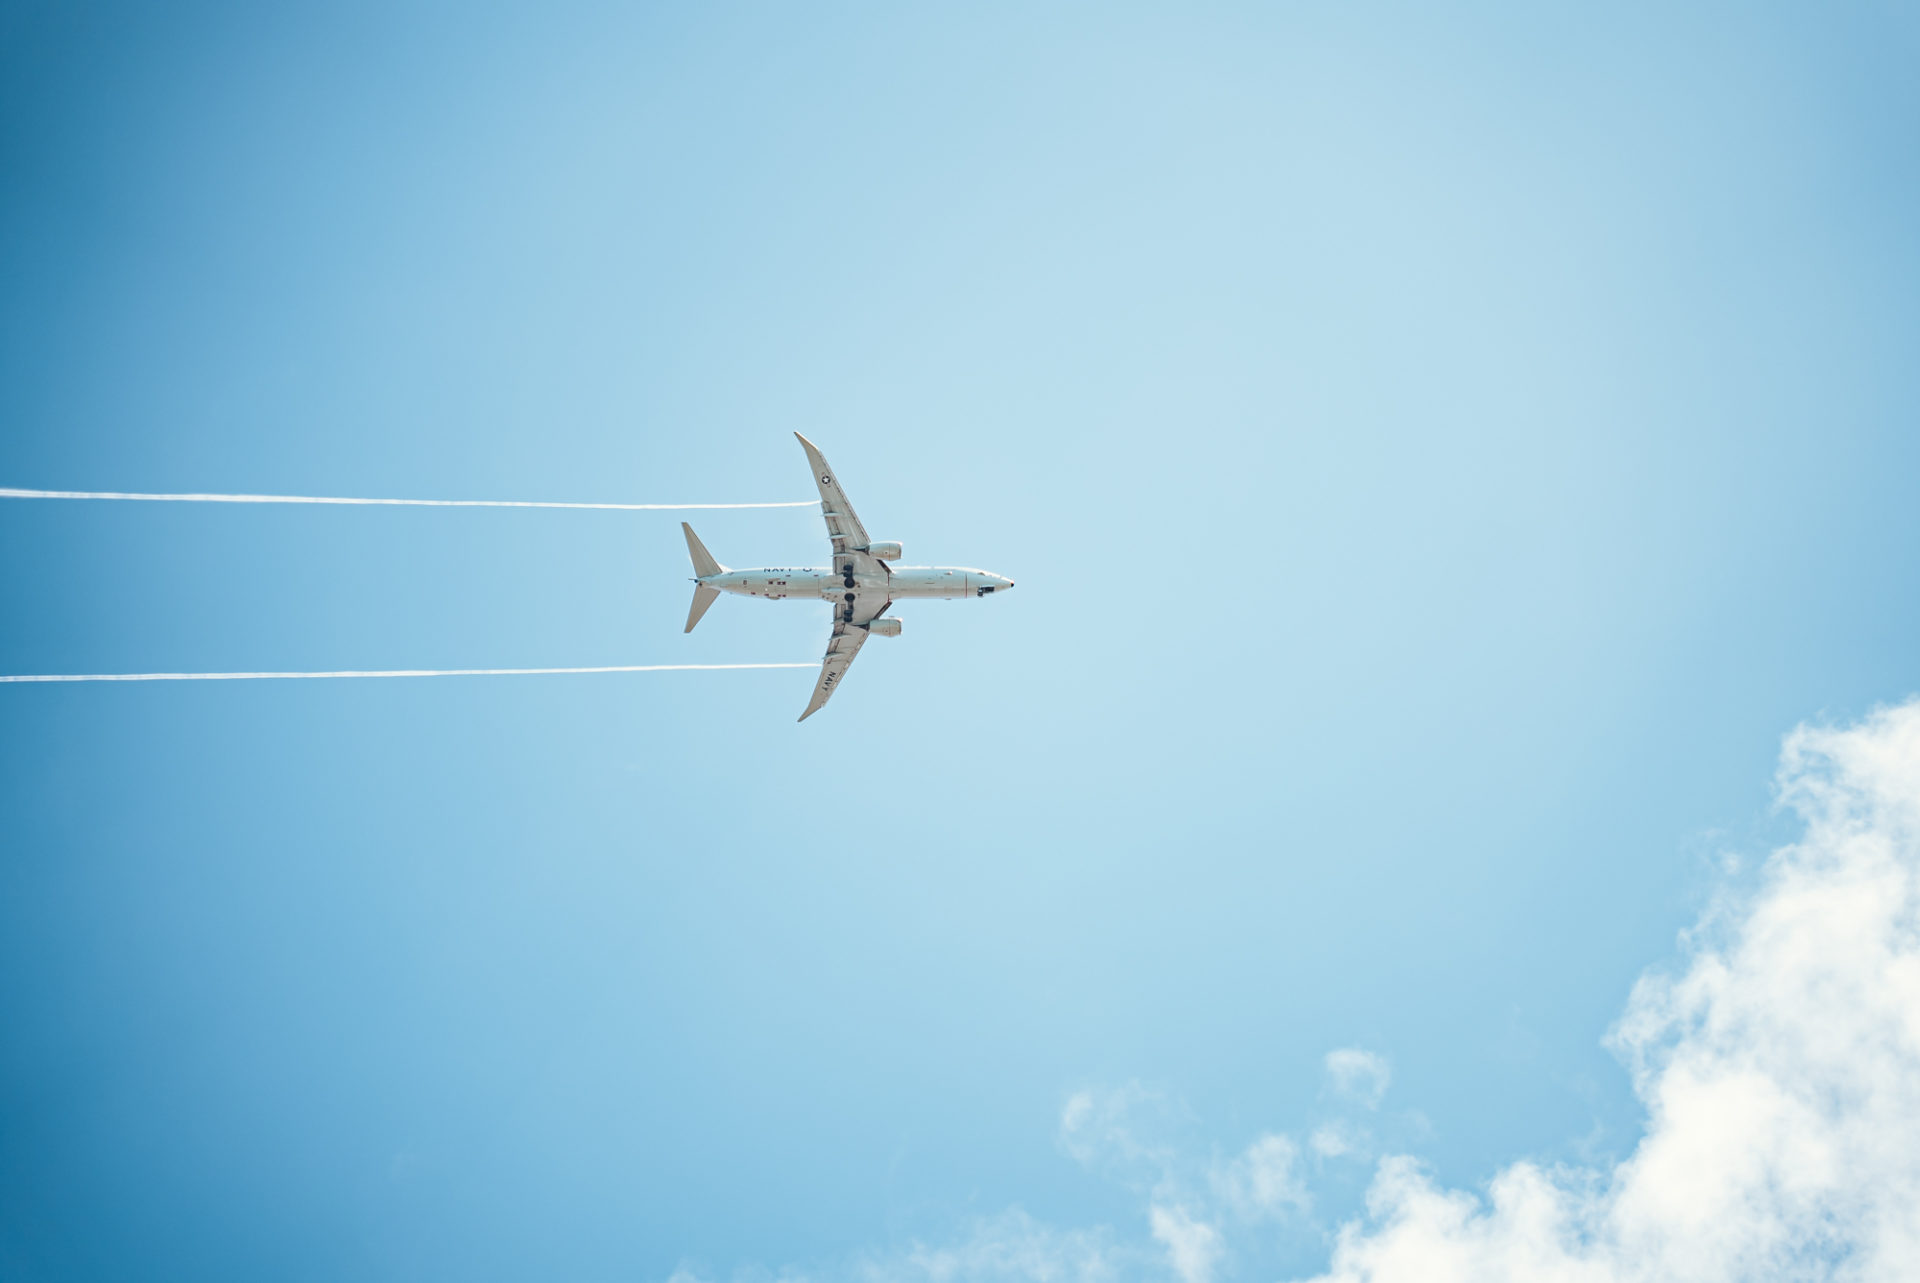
866 617 903 637
864 541 902 560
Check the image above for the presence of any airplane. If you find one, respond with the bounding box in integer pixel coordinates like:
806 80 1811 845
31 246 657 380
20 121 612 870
681 433 1015 720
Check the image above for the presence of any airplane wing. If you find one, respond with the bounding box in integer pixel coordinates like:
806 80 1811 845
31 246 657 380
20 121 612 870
799 619 870 721
798 592 892 721
794 433 890 720
795 432 870 559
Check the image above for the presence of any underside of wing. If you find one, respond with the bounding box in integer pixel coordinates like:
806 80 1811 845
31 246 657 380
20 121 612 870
793 435 892 720
795 433 871 560
799 620 870 721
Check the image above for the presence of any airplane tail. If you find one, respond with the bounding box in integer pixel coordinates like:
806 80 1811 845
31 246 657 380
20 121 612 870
682 523 726 633
684 583 720 633
681 522 724 578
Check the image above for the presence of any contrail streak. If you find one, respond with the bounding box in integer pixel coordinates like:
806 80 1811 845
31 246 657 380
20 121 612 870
0 487 817 511
1 664 815 683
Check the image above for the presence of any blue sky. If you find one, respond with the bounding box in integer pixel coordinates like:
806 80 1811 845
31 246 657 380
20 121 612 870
3 4 1919 1280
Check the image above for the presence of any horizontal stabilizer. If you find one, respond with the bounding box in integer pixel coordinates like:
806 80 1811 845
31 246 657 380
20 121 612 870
681 522 725 578
684 583 721 633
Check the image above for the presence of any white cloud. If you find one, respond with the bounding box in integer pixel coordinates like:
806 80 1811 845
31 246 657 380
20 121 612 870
1150 1204 1223 1283
670 1211 1124 1283
664 1266 814 1283
1059 1083 1179 1183
1310 1124 1360 1160
1324 1049 1392 1110
1212 1133 1310 1216
1305 699 1920 1283
666 701 1920 1283
866 1210 1122 1283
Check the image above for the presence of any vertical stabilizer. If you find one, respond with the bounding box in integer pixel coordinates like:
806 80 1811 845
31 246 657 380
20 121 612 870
681 523 724 578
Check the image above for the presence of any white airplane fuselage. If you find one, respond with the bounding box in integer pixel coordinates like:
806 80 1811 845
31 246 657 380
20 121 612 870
704 565 1015 603
682 432 1014 718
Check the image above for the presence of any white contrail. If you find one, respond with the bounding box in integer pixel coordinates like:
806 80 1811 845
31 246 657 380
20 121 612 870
0 663 815 683
0 487 817 511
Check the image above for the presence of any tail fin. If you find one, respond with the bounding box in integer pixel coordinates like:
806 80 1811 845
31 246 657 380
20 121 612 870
684 583 721 633
681 522 724 578
681 524 724 632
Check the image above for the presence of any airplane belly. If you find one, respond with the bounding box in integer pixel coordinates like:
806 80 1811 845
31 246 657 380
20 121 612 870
890 569 964 599
721 570 829 600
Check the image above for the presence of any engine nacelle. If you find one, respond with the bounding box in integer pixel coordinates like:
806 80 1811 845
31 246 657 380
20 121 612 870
866 617 902 637
864 541 902 561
